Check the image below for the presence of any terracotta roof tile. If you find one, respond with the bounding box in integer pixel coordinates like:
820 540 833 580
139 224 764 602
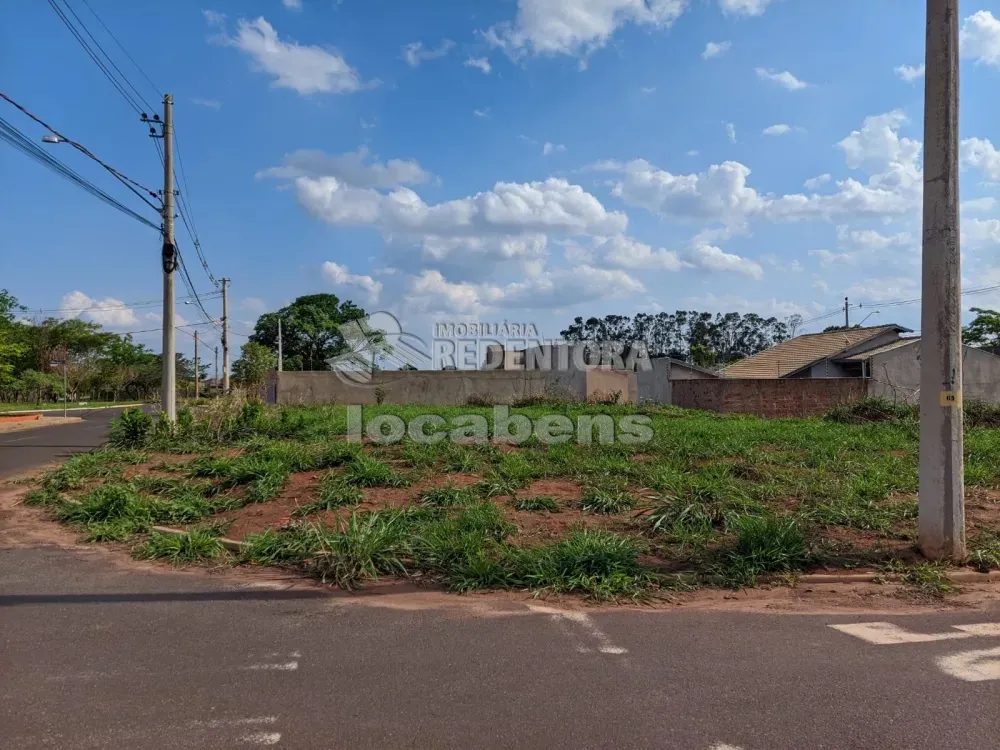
722 325 904 378
838 338 919 361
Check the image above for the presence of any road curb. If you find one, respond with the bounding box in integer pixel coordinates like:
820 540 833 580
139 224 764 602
150 525 246 552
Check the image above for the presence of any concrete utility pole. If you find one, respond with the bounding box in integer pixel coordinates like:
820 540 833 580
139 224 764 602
920 0 965 560
221 277 230 394
844 297 850 328
160 94 177 422
214 346 219 390
193 329 199 400
277 316 283 372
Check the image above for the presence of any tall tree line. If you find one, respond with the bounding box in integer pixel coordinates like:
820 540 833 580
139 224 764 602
560 311 802 368
0 289 203 404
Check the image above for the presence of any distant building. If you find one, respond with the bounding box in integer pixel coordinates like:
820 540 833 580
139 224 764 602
482 341 717 403
721 324 1000 403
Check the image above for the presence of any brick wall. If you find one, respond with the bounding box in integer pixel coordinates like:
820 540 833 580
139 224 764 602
671 378 869 418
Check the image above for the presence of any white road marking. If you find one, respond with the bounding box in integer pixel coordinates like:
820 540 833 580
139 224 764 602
953 623 1000 637
710 744 745 750
240 732 282 746
192 717 278 729
830 622 978 644
244 661 298 671
936 647 1000 682
528 605 627 655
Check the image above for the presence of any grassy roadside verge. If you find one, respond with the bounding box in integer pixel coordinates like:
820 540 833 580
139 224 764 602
18 397 1000 601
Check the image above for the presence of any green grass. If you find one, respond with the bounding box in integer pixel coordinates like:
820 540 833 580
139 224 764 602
134 530 225 565
343 454 408 488
716 515 809 588
511 496 560 512
580 486 636 514
37 399 1000 600
419 484 477 507
293 474 364 516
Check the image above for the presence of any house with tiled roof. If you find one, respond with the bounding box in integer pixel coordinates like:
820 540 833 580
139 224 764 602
721 324 1000 404
722 325 912 379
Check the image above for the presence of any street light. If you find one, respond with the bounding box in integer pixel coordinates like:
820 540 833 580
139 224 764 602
858 310 881 327
41 134 66 144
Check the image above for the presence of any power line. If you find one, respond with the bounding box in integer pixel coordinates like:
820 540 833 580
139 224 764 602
46 0 147 116
0 116 159 230
24 292 222 315
0 91 160 210
78 0 162 98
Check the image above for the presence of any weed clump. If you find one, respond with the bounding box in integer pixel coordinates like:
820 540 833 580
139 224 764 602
824 397 917 425
109 408 153 449
717 515 808 588
135 529 224 564
511 496 560 513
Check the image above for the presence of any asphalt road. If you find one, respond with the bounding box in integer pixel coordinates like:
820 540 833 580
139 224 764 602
0 407 130 478
2 414 999 748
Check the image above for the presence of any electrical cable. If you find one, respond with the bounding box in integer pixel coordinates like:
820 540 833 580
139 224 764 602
0 116 159 230
0 91 160 210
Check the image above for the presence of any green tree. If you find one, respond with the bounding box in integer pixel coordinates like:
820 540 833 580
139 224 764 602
233 341 276 389
0 290 27 386
963 307 1000 350
248 294 378 371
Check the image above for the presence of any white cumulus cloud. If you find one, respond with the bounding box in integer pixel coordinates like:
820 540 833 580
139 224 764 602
484 0 687 60
212 16 372 95
402 39 456 67
961 10 1000 67
464 56 492 74
542 142 567 155
258 147 430 188
894 63 925 82
755 67 808 91
762 124 792 136
321 262 383 302
718 0 774 17
961 137 1000 180
702 41 731 59
59 291 139 328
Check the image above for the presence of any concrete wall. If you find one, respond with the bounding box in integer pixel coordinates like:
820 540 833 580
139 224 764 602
272 369 639 406
868 342 1000 404
671 378 868 418
636 359 716 404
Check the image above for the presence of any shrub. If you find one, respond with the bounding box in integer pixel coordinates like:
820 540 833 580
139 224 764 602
109 408 153 449
177 407 194 434
964 399 1000 428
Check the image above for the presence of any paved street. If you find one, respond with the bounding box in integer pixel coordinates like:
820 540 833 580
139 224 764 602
2 417 999 749
0 407 132 477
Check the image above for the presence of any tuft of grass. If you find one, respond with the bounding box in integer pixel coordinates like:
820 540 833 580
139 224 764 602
580 486 636 515
293 474 364 516
970 532 1000 572
879 560 959 598
411 502 515 589
56 483 151 525
307 513 408 589
242 526 320 566
419 484 477 507
343 454 408 488
717 515 808 588
640 495 717 546
23 487 65 507
510 529 654 601
811 497 917 534
475 473 521 498
511 496 560 513
185 456 237 478
134 530 224 565
243 472 288 504
82 518 143 543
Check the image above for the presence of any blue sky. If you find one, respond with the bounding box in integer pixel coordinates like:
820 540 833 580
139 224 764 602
4 0 1000 361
